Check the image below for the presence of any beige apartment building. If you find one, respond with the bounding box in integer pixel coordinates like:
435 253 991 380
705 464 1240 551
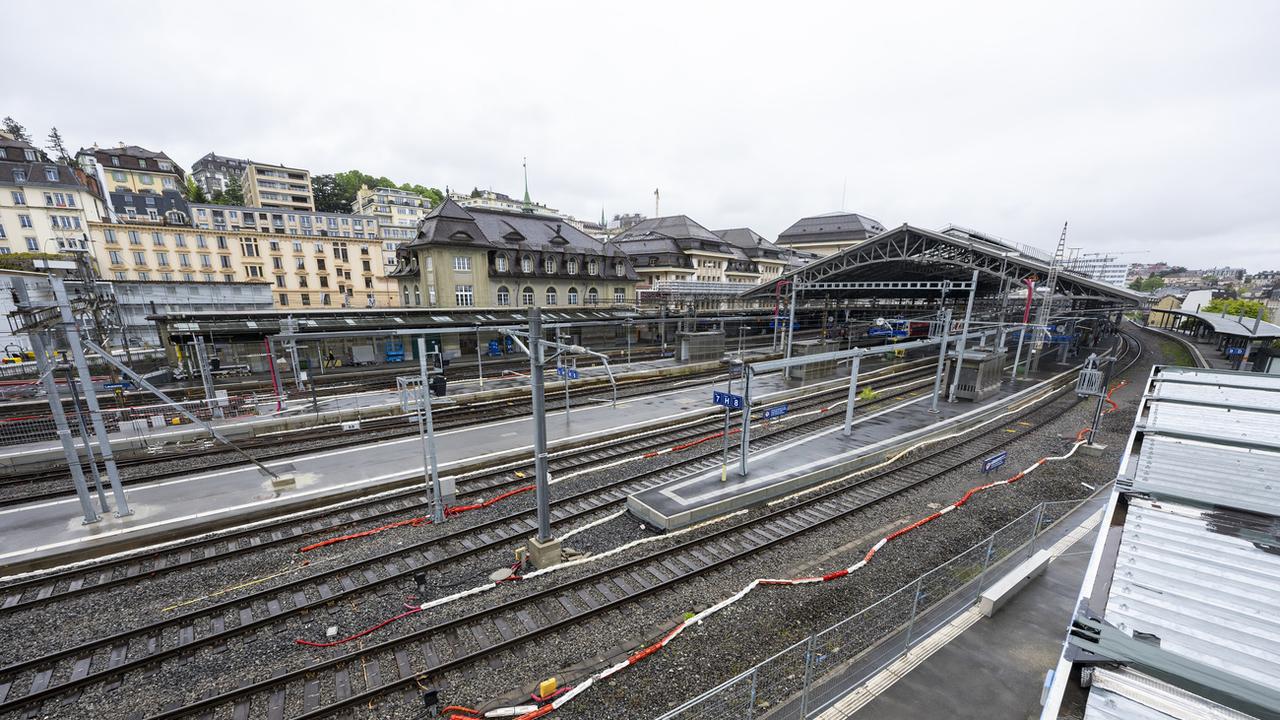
1 134 106 255
88 221 400 309
242 162 314 211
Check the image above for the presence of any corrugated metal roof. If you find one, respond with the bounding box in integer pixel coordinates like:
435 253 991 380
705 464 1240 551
1150 381 1280 412
1143 402 1280 447
1083 669 1257 720
1128 436 1280 516
1156 367 1280 391
1106 499 1280 690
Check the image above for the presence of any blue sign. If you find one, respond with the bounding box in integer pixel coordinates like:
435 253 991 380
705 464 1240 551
763 403 788 420
487 339 503 357
981 451 1009 474
104 382 132 390
712 391 745 410
568 369 580 380
1227 346 1244 357
556 366 566 377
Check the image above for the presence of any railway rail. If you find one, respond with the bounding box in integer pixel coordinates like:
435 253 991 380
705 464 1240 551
0 332 1140 718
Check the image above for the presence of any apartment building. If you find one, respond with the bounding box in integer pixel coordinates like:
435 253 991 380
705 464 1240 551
189 203 379 239
191 152 249 196
713 227 815 281
352 185 432 274
88 220 399 309
775 211 885 257
242 162 314 211
389 199 639 308
0 134 106 255
610 215 765 285
76 143 185 222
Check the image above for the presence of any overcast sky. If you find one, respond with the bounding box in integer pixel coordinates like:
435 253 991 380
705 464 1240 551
6 1 1278 270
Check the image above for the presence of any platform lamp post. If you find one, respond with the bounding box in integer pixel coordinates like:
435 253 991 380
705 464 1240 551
624 317 633 366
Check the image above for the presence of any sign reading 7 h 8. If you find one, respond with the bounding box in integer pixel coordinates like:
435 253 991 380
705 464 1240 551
712 391 745 409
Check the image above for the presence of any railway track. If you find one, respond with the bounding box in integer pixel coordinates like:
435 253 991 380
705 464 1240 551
0 361 942 716
0 334 1140 718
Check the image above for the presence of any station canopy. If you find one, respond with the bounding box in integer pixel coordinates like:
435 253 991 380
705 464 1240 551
1158 308 1280 340
741 224 1144 306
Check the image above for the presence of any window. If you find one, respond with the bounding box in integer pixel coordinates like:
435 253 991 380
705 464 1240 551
587 288 599 305
23 149 36 161
110 156 119 166
247 266 264 278
45 168 59 182
428 286 437 304
301 293 311 306
269 240 279 252
183 273 194 282
127 230 141 245
200 255 211 268
614 287 626 303
133 251 147 264
216 236 228 250
413 285 421 305
567 258 578 274
25 237 39 251
220 256 232 269
363 277 373 289
9 191 24 205
455 284 474 306
138 159 147 168
139 173 153 185
298 276 308 288
495 255 508 272
179 254 191 267
114 272 127 280
174 233 186 247
588 260 598 275
241 237 260 257
12 170 25 183
104 228 118 244
321 293 331 306
279 293 289 306
292 241 302 252
152 232 164 246
614 261 625 275
496 286 510 305
567 287 579 305
522 287 534 305
18 214 32 228
362 260 371 272
316 258 326 271
161 272 173 282
272 257 282 270
296 257 306 270
196 235 208 249
155 252 169 266
138 271 151 281
319 276 329 288
276 276 286 288
162 177 175 189
544 256 556 273
545 287 558 305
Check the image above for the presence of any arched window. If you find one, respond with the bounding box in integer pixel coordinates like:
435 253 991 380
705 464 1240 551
496 286 510 305
521 255 532 273
413 284 421 306
567 287 579 305
495 254 508 272
401 287 410 306
614 260 624 276
521 286 534 306
544 256 556 273
567 258 578 274
586 287 599 305
587 259 598 275
545 287 558 305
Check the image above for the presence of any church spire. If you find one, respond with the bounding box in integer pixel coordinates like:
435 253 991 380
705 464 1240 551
522 157 532 212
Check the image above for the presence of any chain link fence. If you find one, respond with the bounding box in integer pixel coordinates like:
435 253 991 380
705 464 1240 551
655 498 1086 720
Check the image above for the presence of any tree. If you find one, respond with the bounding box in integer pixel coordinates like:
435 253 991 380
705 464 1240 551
222 174 244 205
2 116 30 143
1204 297 1268 321
312 173 346 213
1128 275 1165 293
45 127 72 164
184 175 208 203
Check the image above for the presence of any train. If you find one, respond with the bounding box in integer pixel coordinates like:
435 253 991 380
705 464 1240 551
866 318 931 339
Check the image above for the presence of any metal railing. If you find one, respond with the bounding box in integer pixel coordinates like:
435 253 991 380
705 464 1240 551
653 498 1087 720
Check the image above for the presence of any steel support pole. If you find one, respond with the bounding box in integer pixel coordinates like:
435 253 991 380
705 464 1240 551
289 340 303 391
783 281 799 377
475 328 484 389
529 307 553 542
192 338 224 420
416 337 445 522
49 275 131 516
719 366 733 483
1011 323 1027 381
929 309 952 414
842 354 862 436
738 365 752 477
65 364 109 513
947 270 980 403
26 324 99 523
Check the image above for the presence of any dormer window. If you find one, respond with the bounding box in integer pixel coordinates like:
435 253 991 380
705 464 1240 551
588 259 598 275
111 156 120 166
23 149 36 162
544 256 556 273
521 255 532 273
614 261 624 276
495 254 509 272
566 258 578 274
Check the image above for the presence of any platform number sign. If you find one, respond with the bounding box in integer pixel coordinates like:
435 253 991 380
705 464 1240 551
981 451 1009 474
712 391 745 410
568 369 580 380
763 403 788 420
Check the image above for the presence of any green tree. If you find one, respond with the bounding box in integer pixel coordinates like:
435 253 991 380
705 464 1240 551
312 173 346 212
184 175 208 203
1204 297 1268 321
45 127 72 164
1128 275 1165 292
222 174 245 205
2 116 30 143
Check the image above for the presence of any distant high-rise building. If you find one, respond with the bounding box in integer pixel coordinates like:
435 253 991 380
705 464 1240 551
191 152 249 196
242 161 315 211
1065 252 1129 289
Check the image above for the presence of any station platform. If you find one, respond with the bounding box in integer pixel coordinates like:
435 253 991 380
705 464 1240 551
627 370 1071 531
814 490 1108 719
0 359 875 575
0 355 719 472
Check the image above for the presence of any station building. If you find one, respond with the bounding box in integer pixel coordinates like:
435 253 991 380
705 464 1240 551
774 210 886 257
388 198 640 309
